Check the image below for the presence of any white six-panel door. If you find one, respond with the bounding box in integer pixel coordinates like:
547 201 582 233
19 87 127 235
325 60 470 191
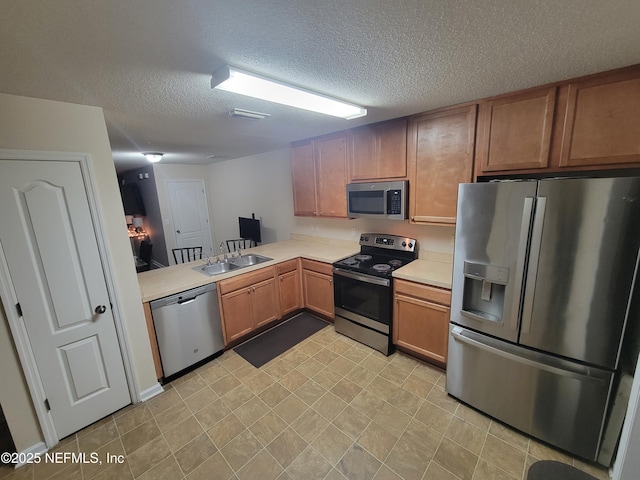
0 159 130 439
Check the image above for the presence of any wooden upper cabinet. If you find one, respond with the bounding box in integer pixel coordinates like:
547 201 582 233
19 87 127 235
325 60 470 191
291 140 317 216
315 132 348 217
290 132 348 218
476 87 556 174
559 73 640 168
348 118 407 181
408 105 476 225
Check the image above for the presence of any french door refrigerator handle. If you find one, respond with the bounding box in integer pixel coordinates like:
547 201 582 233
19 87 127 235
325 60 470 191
510 197 534 331
521 196 546 334
450 327 607 383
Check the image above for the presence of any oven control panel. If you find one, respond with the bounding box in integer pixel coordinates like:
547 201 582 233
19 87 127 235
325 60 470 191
359 233 416 252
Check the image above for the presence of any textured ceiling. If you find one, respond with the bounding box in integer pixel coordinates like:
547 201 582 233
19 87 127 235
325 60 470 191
1 0 639 172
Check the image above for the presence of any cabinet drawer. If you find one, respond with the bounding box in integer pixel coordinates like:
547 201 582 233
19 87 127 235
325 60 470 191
219 266 275 295
301 258 333 276
394 279 451 306
276 258 299 275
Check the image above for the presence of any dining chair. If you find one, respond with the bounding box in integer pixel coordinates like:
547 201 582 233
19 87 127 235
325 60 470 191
172 246 203 264
226 238 256 252
137 240 152 272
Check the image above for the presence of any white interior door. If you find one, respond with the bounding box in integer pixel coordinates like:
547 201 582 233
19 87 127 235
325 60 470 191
0 159 130 439
168 180 213 259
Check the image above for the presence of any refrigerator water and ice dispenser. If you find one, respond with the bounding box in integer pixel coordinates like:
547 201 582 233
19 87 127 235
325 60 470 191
461 261 509 323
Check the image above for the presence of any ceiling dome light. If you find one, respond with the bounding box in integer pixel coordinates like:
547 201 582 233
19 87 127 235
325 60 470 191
143 152 163 163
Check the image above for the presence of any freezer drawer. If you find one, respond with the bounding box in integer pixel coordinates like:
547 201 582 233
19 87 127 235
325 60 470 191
150 283 224 378
446 325 614 461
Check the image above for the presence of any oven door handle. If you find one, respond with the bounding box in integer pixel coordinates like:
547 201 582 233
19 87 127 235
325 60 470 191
333 267 391 287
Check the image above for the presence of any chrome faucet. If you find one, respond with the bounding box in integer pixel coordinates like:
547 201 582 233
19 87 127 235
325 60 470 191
219 242 228 262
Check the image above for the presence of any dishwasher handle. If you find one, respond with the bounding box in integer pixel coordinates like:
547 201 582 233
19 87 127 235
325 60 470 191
177 297 196 305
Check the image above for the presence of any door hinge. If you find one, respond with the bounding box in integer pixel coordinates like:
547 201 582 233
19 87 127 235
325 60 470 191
44 399 51 411
15 303 23 317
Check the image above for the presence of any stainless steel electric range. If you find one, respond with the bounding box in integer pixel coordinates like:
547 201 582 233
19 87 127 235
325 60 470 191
333 233 418 355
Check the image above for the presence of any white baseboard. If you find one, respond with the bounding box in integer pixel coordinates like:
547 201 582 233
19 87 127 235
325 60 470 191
139 382 164 402
14 441 47 468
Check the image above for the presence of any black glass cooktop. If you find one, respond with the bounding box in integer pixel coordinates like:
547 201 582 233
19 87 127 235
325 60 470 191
333 234 418 278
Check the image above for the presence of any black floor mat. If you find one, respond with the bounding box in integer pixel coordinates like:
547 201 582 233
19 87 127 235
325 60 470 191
234 313 329 368
527 460 598 480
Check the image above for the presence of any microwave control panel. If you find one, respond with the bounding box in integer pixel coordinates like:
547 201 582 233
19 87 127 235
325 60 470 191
387 190 403 214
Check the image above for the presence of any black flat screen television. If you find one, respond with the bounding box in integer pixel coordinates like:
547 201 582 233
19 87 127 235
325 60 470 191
239 217 261 244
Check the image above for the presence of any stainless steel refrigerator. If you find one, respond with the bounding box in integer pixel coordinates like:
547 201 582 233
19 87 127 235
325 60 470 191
446 176 640 465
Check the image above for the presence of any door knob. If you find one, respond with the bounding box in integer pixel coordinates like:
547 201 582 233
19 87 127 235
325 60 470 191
94 305 107 314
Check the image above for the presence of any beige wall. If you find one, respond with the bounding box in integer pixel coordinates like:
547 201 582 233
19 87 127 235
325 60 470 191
207 149 295 249
0 94 157 450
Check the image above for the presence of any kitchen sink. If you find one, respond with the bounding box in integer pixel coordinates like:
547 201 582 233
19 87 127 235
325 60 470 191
231 254 272 267
192 261 241 277
192 254 273 276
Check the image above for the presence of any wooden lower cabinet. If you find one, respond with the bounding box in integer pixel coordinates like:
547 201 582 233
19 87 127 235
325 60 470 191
277 259 303 316
393 279 451 366
219 266 280 345
301 258 334 319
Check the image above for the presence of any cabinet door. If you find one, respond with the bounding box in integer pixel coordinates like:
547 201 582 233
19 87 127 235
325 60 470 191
315 132 348 218
559 74 640 167
251 278 280 329
291 140 317 216
303 269 334 319
348 126 377 181
409 105 476 225
477 87 556 173
377 118 407 179
279 269 302 316
221 288 254 344
393 294 449 365
348 119 407 181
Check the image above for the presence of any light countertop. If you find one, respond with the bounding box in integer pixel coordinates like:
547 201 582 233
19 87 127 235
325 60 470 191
137 239 358 303
393 258 453 289
138 237 453 303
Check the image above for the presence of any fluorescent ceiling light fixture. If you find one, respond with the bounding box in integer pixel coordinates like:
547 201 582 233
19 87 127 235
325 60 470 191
142 152 163 163
229 107 271 119
211 65 367 120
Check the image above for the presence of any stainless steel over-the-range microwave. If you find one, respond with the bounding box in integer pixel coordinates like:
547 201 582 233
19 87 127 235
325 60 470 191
346 180 408 220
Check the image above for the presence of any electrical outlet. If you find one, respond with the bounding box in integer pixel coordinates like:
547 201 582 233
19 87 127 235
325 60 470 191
351 228 356 236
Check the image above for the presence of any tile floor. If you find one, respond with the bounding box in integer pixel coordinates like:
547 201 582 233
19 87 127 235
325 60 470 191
0 323 610 480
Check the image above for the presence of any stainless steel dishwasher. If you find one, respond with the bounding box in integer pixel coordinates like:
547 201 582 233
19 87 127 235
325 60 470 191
150 282 224 379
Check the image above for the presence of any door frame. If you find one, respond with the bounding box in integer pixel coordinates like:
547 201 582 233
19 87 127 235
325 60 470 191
0 150 136 448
